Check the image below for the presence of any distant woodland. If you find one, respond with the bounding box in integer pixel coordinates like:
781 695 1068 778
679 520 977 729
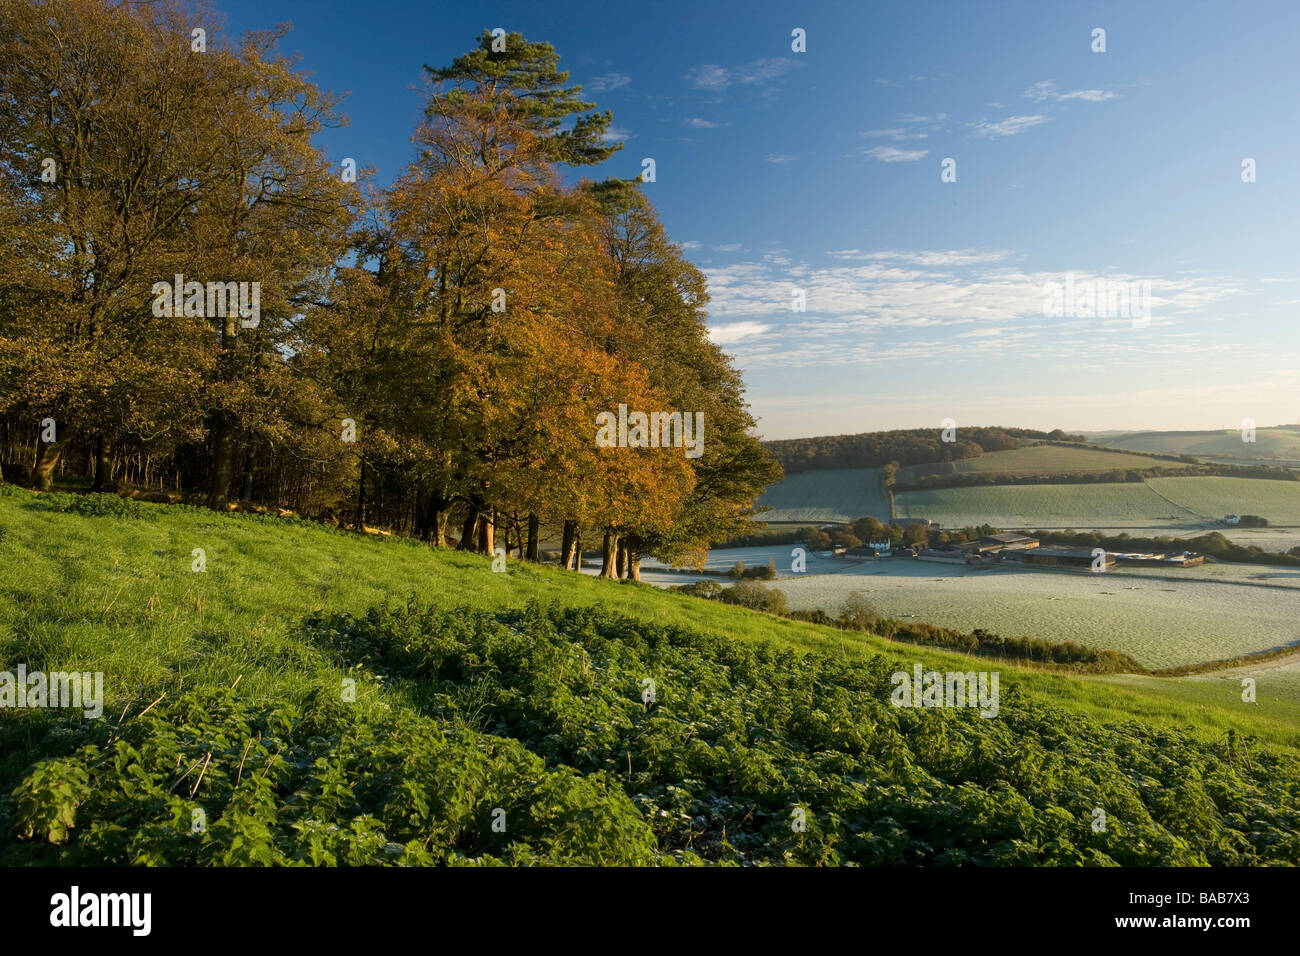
764 427 1081 473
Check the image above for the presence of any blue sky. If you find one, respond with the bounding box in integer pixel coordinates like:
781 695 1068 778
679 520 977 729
216 0 1300 439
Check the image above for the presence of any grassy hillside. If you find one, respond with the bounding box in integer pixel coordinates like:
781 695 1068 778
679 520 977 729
893 482 1201 529
1146 476 1300 524
755 467 890 523
899 444 1171 481
2 488 1298 865
1098 427 1300 461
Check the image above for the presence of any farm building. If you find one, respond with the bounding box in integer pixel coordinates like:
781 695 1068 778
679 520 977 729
963 533 1040 554
1114 551 1206 568
1004 548 1115 569
917 548 974 565
982 533 1040 550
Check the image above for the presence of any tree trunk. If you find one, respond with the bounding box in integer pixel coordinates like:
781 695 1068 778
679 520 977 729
240 438 255 501
560 519 577 569
572 531 581 569
91 434 110 492
355 458 368 529
627 550 641 583
31 435 63 492
477 507 495 555
615 538 628 579
526 513 540 561
420 490 451 547
206 315 240 511
600 529 620 579
205 413 236 509
458 502 480 550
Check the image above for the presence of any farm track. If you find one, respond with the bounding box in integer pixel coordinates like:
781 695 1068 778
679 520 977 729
1140 478 1213 520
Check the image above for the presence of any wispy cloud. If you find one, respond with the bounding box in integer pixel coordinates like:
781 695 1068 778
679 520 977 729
587 72 631 93
861 145 928 162
713 243 742 252
685 117 726 128
1024 80 1117 103
969 115 1050 138
600 125 632 144
764 153 797 164
708 320 771 344
863 128 930 141
685 57 802 93
700 251 1239 369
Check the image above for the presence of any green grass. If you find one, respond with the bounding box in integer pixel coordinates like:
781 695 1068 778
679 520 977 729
755 467 889 523
1098 427 1300 461
893 481 1201 529
1146 476 1300 524
899 444 1171 481
3 487 1300 865
0 485 1295 752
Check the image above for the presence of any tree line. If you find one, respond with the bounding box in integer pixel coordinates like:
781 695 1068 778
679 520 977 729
764 426 1080 474
0 0 780 577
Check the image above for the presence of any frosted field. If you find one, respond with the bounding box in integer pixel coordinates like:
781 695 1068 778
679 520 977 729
893 482 1201 529
591 543 1300 670
754 467 888 523
1146 476 1300 524
748 558 1297 670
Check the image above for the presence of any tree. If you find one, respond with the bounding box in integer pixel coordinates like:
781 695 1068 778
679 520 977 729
839 592 880 631
0 0 354 503
903 522 930 547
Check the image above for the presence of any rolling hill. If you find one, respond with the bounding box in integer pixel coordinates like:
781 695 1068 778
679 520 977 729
3 487 1299 865
1094 426 1300 461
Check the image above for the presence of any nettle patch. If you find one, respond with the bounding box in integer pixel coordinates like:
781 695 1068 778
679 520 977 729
3 601 1298 865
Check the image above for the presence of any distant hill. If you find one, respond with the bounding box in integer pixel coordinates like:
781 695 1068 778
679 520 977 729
763 426 1082 474
1094 426 1300 461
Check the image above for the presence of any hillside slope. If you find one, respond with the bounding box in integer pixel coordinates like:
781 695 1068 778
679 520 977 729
1 488 1297 865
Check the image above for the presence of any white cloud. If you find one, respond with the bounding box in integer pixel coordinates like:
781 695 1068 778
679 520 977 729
708 321 771 344
713 243 742 252
828 249 1015 266
699 253 1240 369
1024 80 1116 103
587 72 631 93
863 128 929 141
861 145 928 162
685 117 725 128
764 153 797 164
679 240 702 250
685 58 801 92
600 125 632 144
970 115 1050 138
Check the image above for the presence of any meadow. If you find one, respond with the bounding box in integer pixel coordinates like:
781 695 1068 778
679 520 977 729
1146 476 1300 524
1097 427 1300 460
3 488 1300 867
898 444 1170 480
893 481 1202 529
754 466 888 522
774 560 1300 673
